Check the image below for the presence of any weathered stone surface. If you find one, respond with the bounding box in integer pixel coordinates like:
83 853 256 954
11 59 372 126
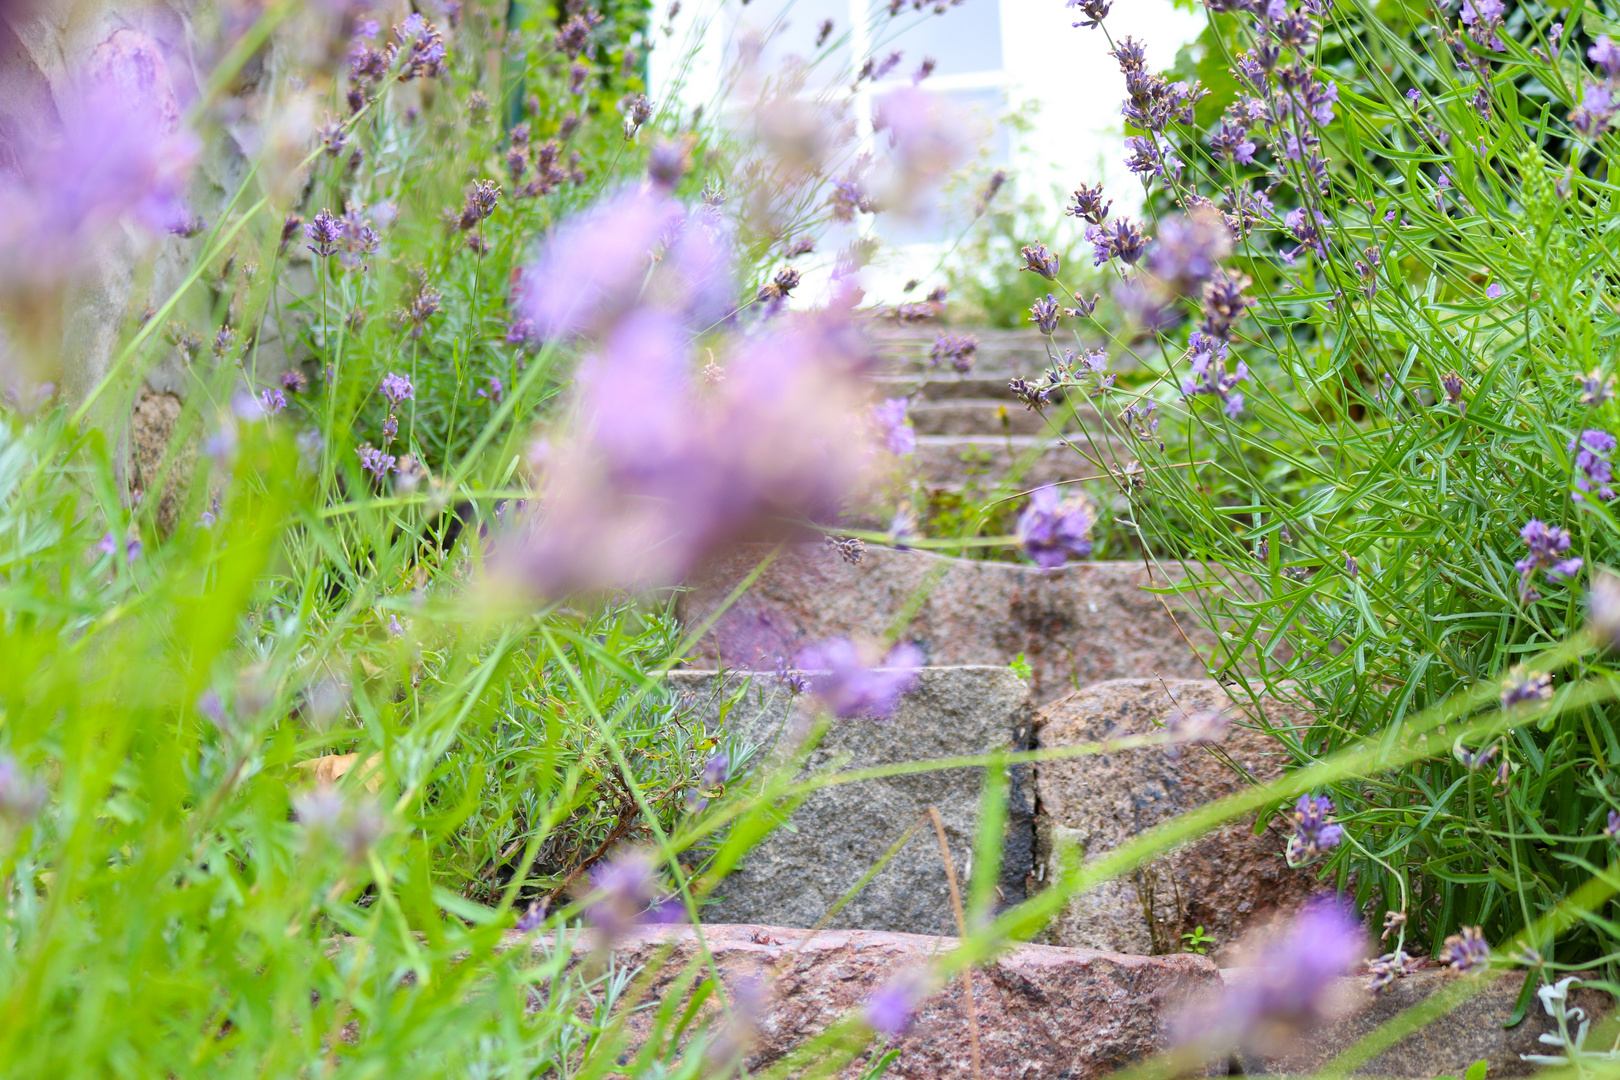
1035 679 1318 960
908 397 1105 437
529 923 1222 1079
1237 969 1612 1078
130 388 195 533
679 544 1214 705
668 667 1034 936
910 434 1132 491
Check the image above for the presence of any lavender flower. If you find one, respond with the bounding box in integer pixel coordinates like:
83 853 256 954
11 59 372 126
357 445 396 480
1440 926 1490 973
864 970 930 1036
1165 708 1229 744
1286 793 1343 863
0 755 47 822
1501 665 1553 708
458 180 501 229
795 638 923 719
1589 569 1620 649
1066 183 1111 225
379 372 414 406
1068 0 1110 29
774 656 811 695
870 87 970 218
514 187 710 338
1173 898 1365 1053
585 849 685 940
1030 294 1062 335
873 397 916 455
305 211 343 259
825 534 866 564
396 13 449 80
514 902 547 933
1016 486 1094 568
930 332 978 373
815 18 834 46
1515 519 1582 602
1143 207 1233 298
260 388 287 415
295 785 386 863
1019 243 1061 279
1579 370 1616 407
1570 429 1618 502
1087 218 1146 266
1605 810 1620 839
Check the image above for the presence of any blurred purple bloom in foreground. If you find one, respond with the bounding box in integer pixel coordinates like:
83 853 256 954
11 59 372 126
495 193 877 599
585 849 685 941
0 754 47 823
515 186 723 339
1173 897 1365 1054
1017 486 1094 568
1590 569 1620 649
873 397 916 455
864 969 930 1036
1501 665 1553 708
795 638 923 718
1143 207 1231 298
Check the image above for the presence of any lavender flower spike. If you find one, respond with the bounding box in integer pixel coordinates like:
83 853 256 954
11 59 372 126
1514 518 1581 603
1019 243 1061 279
795 638 924 719
1016 486 1094 569
584 848 686 942
1589 568 1620 650
1570 429 1618 502
380 371 414 405
1500 665 1553 708
1173 897 1365 1054
872 397 916 455
1440 926 1490 973
1286 793 1343 863
864 969 931 1036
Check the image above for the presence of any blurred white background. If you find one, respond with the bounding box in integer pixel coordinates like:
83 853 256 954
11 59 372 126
649 0 1204 302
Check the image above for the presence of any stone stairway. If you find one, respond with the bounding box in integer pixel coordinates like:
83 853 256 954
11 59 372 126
626 327 1603 1077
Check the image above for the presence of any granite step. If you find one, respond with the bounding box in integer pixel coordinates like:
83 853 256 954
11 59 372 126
528 923 1220 1079
667 666 1034 937
907 397 1104 437
678 543 1215 706
1032 678 1318 962
909 434 1132 492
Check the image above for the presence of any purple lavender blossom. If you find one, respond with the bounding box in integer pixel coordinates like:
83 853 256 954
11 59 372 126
1143 208 1233 298
380 372 414 406
1592 569 1620 652
1030 294 1062 335
515 187 717 338
1440 926 1490 973
514 902 546 933
1017 486 1094 568
1501 666 1553 708
1593 36 1620 78
1485 282 1504 299
357 445 396 480
0 73 199 296
1570 429 1618 502
584 849 685 940
1066 183 1111 224
1579 370 1615 407
1287 794 1343 862
1124 135 1183 181
930 332 978 373
873 397 916 455
305 211 343 259
775 655 811 695
1515 518 1582 602
1605 810 1620 839
1019 243 1061 279
294 785 385 863
1068 0 1110 29
701 751 729 788
864 970 930 1036
0 755 47 822
260 388 287 415
1165 708 1229 744
1173 897 1365 1053
1087 218 1146 266
282 369 308 394
795 638 923 719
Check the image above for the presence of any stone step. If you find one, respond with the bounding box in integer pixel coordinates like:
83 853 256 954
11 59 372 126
909 434 1130 492
907 398 1104 437
1235 968 1612 1078
1032 679 1317 963
667 667 1034 937
678 544 1214 705
528 923 1220 1079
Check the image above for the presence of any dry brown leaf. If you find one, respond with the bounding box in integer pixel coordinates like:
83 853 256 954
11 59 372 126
294 753 383 793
